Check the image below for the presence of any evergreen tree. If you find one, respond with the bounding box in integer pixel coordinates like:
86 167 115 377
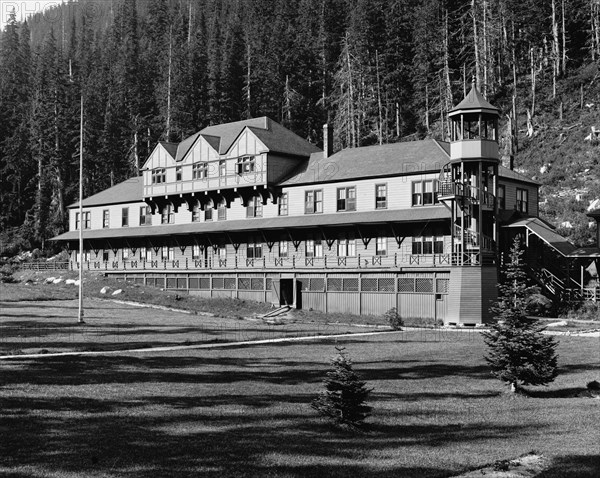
312 347 372 428
482 237 559 393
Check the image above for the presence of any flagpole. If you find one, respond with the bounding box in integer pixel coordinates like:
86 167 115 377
78 94 84 324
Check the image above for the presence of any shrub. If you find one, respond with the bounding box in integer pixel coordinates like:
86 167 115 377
562 302 600 321
311 347 372 429
526 292 554 317
384 307 403 330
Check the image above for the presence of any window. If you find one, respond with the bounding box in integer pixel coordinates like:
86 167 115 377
161 204 174 224
497 185 505 210
278 193 288 216
152 168 166 184
337 186 356 211
305 239 323 258
337 238 356 257
376 237 387 256
139 247 152 261
192 245 201 260
247 241 262 259
102 250 110 262
192 204 201 222
176 166 182 181
74 212 90 230
219 160 226 177
412 236 444 255
305 190 323 214
375 184 387 209
75 250 91 263
161 246 174 261
247 196 263 218
217 245 227 259
122 248 131 260
217 201 227 220
102 210 109 228
237 155 255 174
279 241 288 258
139 206 152 226
192 162 208 179
205 208 213 221
412 180 437 206
121 208 129 227
516 188 528 213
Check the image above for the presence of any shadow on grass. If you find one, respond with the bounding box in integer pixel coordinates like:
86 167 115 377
0 390 540 478
524 387 593 398
536 454 600 478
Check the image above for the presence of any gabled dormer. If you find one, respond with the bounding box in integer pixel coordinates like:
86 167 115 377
141 117 320 214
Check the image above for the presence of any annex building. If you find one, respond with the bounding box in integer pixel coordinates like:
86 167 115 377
52 87 600 324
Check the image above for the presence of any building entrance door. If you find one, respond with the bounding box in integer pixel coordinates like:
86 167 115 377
280 279 294 306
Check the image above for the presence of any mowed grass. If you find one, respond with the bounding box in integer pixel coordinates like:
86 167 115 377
1 331 599 478
0 298 378 355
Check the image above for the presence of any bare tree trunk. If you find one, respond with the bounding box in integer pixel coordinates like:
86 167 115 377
552 0 559 98
482 0 488 96
472 0 481 88
443 8 453 138
166 26 173 141
395 101 400 138
530 47 536 118
375 50 383 145
188 0 193 46
245 40 251 118
561 0 567 75
425 83 430 133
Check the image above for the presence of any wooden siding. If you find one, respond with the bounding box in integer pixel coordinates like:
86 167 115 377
446 265 498 324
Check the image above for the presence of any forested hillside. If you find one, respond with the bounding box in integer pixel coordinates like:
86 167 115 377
0 0 599 254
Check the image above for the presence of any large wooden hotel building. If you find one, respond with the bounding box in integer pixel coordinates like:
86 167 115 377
52 87 599 324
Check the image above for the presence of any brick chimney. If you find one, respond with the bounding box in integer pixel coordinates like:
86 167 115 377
323 124 333 159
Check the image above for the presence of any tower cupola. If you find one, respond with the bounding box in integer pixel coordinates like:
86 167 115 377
448 83 500 162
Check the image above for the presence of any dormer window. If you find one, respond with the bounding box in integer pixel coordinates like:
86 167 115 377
237 155 255 174
152 168 166 184
193 163 208 179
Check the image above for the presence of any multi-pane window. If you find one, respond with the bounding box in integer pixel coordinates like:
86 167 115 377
121 208 129 227
161 204 174 224
192 163 208 179
412 236 444 254
305 239 323 258
247 241 262 258
161 246 174 261
176 166 182 181
516 188 528 213
375 237 387 256
75 212 91 230
192 204 201 222
122 248 131 260
192 244 201 260
237 155 255 174
139 206 152 226
205 208 213 221
139 247 152 261
247 196 263 218
102 250 110 262
217 245 227 259
497 185 506 210
152 168 166 184
278 193 288 216
219 160 226 177
102 210 109 228
337 238 356 257
412 180 437 206
305 190 323 214
337 186 356 211
279 241 288 258
375 184 387 209
217 201 227 220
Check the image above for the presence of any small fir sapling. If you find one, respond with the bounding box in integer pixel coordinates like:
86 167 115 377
482 237 559 393
311 347 372 428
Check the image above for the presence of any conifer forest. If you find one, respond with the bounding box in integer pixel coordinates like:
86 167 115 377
1 0 599 253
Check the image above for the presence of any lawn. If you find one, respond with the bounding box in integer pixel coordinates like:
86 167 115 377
1 328 599 477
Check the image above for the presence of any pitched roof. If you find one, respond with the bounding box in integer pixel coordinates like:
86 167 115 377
69 177 143 208
503 217 577 256
51 207 450 242
498 167 539 185
175 132 202 162
449 85 500 116
159 141 178 158
281 139 449 185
